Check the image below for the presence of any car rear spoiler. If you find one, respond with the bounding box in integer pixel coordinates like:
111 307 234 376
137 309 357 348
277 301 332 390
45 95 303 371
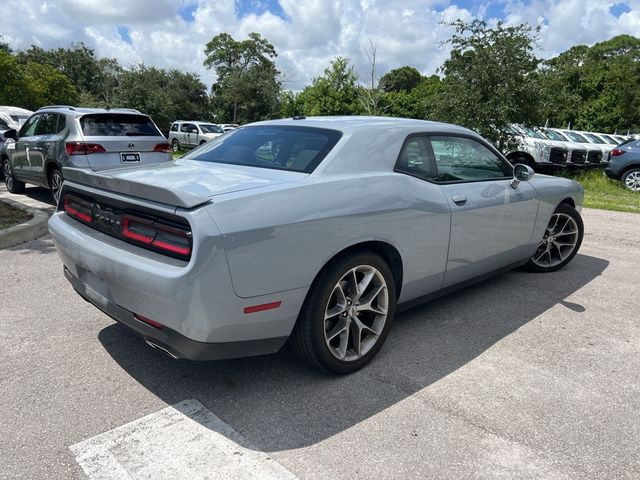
62 167 210 209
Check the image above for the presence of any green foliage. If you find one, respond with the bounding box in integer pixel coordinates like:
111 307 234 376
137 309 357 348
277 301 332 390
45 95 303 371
297 57 362 116
384 75 443 120
540 35 640 132
0 51 78 109
204 32 280 123
380 66 423 92
434 19 542 148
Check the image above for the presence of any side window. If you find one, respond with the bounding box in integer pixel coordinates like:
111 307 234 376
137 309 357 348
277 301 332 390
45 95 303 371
19 115 40 137
170 123 179 132
35 113 61 135
0 120 9 130
56 114 66 133
429 136 512 182
395 136 436 179
180 123 191 133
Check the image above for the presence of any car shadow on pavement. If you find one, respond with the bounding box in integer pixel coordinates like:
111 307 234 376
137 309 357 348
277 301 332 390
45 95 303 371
98 253 608 452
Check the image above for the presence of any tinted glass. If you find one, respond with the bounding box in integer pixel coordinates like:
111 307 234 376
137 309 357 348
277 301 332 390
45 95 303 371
184 126 342 173
564 131 589 143
395 136 436 179
80 114 160 136
583 133 605 143
522 127 545 139
170 123 179 132
599 134 617 144
429 136 512 182
200 124 223 134
544 130 568 141
19 115 40 137
181 123 195 132
0 120 8 130
35 113 61 135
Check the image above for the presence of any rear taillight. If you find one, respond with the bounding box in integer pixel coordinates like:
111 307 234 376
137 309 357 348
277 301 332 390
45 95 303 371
121 214 191 259
63 194 93 223
65 142 106 155
134 314 163 329
153 143 172 153
610 149 625 156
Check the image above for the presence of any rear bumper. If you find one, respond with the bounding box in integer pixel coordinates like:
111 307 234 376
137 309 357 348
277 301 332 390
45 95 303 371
64 267 287 360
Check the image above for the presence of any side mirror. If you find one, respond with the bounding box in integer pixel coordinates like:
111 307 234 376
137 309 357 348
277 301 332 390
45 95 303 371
3 128 17 140
510 163 534 189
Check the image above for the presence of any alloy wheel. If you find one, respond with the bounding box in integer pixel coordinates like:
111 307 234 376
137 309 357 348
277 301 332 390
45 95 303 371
3 161 13 190
531 213 579 268
323 265 388 362
50 169 63 203
624 171 640 192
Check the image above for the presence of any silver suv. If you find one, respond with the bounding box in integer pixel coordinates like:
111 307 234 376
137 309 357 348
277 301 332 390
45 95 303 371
168 121 224 152
1 106 171 203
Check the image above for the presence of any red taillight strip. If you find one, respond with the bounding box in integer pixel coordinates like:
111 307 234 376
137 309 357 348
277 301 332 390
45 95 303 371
610 149 625 156
121 213 192 259
243 301 282 314
153 143 172 153
134 314 163 329
63 194 93 223
65 142 106 155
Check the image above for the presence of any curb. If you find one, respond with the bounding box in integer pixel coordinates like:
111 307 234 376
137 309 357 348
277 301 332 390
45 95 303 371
0 197 50 249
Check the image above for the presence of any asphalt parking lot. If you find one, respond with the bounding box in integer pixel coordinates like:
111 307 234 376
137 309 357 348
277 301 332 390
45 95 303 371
1 187 639 479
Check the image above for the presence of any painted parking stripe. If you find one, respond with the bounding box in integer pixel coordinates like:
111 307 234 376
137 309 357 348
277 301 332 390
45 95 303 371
70 399 300 480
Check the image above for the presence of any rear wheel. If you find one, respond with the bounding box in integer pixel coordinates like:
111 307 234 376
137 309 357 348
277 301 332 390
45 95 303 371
621 168 640 192
199 140 206 146
291 251 396 373
2 158 25 194
171 139 180 152
48 167 63 204
527 203 583 272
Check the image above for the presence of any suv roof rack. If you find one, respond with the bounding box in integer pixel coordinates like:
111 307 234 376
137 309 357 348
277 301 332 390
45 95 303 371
37 105 77 111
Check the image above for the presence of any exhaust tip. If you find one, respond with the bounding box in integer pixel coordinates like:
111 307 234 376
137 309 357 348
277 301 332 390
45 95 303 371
144 339 179 359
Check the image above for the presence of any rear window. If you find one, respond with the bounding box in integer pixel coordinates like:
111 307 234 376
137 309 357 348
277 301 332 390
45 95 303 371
183 125 342 173
80 114 161 137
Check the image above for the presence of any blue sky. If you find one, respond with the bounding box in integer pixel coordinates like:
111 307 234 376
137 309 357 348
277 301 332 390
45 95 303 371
2 0 639 89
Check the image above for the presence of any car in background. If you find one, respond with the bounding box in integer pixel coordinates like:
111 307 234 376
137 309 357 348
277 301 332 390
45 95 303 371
541 128 603 166
505 125 568 172
604 139 640 192
549 129 609 165
1 106 171 203
168 121 224 152
219 123 239 132
48 116 584 373
0 107 34 149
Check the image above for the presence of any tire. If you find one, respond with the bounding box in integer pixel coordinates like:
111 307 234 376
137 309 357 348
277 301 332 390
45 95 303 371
290 250 397 374
510 155 536 172
48 167 63 204
2 158 25 194
199 140 206 146
526 203 584 272
621 168 640 192
171 139 180 152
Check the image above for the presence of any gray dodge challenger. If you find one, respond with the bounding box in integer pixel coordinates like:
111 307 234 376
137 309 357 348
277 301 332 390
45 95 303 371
48 117 584 373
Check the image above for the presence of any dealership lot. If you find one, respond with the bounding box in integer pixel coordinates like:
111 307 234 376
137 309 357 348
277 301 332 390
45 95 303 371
1 189 639 479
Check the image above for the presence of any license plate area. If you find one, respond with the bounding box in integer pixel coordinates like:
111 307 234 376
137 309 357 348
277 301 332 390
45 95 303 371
121 152 140 163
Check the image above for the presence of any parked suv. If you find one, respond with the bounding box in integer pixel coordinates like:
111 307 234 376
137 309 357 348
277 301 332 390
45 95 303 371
168 121 224 152
604 139 640 191
0 106 33 151
505 125 568 172
1 106 171 203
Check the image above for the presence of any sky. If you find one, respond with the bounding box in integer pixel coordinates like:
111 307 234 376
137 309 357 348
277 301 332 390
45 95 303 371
1 0 638 90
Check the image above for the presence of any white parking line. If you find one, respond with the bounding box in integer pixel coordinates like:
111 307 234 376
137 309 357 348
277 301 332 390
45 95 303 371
70 399 300 480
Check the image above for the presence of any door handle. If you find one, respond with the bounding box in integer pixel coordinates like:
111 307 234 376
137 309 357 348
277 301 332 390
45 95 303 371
452 195 467 204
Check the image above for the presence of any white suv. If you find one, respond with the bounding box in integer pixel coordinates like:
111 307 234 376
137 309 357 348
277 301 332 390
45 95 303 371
168 121 224 152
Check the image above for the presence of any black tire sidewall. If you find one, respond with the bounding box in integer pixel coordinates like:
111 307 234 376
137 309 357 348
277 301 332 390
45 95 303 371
304 252 397 373
172 139 180 152
3 158 24 193
49 167 63 203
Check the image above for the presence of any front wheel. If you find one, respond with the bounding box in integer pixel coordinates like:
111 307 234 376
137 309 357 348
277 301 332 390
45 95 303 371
3 158 25 194
171 139 180 153
291 251 397 374
526 203 583 272
621 168 640 192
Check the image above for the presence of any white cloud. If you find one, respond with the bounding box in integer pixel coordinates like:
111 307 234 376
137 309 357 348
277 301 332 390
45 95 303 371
1 0 639 91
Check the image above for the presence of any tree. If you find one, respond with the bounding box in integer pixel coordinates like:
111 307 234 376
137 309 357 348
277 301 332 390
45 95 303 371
358 39 385 115
0 35 11 54
434 20 542 149
380 66 423 93
384 75 443 120
204 32 281 123
297 57 362 116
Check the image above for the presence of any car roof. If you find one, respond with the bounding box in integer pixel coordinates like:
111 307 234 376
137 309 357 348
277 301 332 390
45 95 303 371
36 106 144 116
172 120 216 125
0 106 34 116
249 116 477 136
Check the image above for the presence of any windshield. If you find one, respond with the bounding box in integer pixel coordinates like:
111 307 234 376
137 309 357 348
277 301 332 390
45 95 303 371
80 114 161 136
563 131 589 143
544 130 567 141
199 124 223 134
183 125 342 173
598 134 617 144
582 133 605 144
521 127 546 139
